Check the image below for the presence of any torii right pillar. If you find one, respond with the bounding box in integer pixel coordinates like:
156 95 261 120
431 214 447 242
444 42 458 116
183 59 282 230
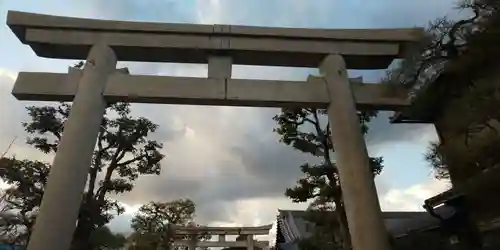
321 54 390 250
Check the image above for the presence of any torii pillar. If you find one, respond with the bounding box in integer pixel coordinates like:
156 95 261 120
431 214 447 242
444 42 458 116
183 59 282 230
322 54 390 250
26 44 117 250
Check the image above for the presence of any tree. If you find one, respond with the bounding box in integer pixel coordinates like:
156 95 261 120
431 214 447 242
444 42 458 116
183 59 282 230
27 101 164 250
0 158 49 245
1 137 16 158
88 226 127 250
0 189 7 212
221 235 264 250
384 0 500 181
0 78 164 249
130 199 208 250
424 142 449 180
273 108 383 250
385 2 500 249
295 209 343 250
383 0 491 91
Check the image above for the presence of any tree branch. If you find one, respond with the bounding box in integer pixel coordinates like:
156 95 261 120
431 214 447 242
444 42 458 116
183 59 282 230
447 7 480 54
53 132 61 141
311 110 334 165
303 118 318 126
116 153 147 167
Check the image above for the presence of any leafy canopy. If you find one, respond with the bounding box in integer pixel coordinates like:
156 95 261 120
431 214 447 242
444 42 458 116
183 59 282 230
273 107 383 250
384 0 500 181
1 100 164 248
130 199 209 250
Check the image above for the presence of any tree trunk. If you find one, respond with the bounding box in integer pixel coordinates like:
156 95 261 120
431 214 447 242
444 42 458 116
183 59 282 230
326 174 351 250
71 215 94 250
334 198 352 250
313 109 352 250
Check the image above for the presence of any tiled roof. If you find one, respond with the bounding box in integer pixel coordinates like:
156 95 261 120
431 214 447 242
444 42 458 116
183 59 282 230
276 209 453 244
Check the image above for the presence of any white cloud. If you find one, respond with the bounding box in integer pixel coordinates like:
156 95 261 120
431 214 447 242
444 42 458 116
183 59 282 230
0 180 9 190
195 0 224 24
184 126 196 138
0 68 55 163
121 203 141 215
380 178 450 211
110 196 308 245
0 68 17 80
0 0 458 243
111 178 449 245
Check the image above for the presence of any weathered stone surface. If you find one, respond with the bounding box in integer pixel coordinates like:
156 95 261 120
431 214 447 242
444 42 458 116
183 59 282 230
173 224 273 235
322 54 390 250
7 11 423 41
7 11 424 69
172 224 272 250
12 72 410 110
25 44 117 250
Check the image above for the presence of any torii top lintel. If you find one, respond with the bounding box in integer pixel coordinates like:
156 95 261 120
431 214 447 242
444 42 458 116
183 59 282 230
7 11 424 69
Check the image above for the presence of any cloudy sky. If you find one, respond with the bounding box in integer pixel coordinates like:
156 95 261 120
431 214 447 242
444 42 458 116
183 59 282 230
0 0 459 239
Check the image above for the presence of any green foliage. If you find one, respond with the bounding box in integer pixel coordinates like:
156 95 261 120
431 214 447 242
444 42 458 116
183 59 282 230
130 199 208 250
0 158 49 245
386 0 500 182
424 142 450 180
273 107 383 249
221 235 264 250
296 209 342 250
88 226 126 250
274 108 383 203
0 101 164 248
383 0 500 118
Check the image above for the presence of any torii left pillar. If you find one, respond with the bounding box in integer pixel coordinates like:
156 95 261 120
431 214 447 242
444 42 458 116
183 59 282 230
26 44 117 250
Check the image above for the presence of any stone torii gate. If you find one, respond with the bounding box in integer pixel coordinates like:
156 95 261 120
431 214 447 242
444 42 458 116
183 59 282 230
172 224 272 250
6 11 423 250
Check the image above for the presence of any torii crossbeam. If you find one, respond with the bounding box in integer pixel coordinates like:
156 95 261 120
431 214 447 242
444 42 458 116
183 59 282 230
7 10 423 250
172 224 272 250
12 69 409 110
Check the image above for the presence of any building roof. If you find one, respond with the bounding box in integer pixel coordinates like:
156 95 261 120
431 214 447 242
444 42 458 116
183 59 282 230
276 208 455 249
